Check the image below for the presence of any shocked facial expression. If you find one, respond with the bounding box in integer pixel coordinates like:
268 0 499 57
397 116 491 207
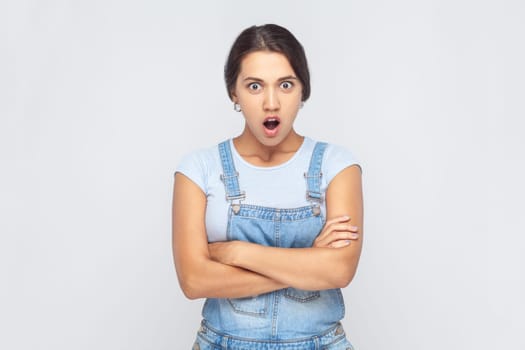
232 51 303 147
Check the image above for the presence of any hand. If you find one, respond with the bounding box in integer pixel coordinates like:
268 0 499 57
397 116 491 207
313 215 359 248
208 241 241 265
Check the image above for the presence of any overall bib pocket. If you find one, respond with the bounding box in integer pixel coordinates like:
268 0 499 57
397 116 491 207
227 294 269 316
284 288 321 302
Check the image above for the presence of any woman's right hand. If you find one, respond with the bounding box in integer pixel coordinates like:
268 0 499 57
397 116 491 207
313 215 359 248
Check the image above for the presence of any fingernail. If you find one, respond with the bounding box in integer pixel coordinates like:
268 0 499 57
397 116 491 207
351 234 359 239
351 226 358 230
344 240 351 245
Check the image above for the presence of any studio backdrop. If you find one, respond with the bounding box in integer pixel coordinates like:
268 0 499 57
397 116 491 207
1 1 524 349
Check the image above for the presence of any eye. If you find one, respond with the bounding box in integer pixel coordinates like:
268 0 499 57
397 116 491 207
247 82 262 91
280 81 294 89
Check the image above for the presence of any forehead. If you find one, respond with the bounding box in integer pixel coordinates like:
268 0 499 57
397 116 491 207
238 51 296 80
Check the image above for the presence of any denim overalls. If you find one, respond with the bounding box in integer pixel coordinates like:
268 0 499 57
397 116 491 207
193 140 354 350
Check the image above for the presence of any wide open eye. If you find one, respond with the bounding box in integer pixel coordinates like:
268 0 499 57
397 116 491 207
248 82 262 91
280 81 293 90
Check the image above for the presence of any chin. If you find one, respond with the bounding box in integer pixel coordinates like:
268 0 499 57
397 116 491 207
256 135 283 147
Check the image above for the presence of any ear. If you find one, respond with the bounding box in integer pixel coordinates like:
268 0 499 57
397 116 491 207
230 90 238 103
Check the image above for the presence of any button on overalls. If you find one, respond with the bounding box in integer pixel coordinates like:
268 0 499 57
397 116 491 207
194 140 353 350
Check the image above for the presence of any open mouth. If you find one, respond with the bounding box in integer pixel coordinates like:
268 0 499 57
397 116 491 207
263 117 280 130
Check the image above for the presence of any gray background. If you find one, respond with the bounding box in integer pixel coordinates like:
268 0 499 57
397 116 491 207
2 0 524 349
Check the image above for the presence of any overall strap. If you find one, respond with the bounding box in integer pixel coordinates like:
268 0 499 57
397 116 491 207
305 142 328 204
218 140 245 206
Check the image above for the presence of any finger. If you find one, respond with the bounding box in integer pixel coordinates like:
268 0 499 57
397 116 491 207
316 223 359 241
316 231 359 247
330 240 352 248
324 215 351 227
327 223 359 233
316 223 349 240
315 229 358 245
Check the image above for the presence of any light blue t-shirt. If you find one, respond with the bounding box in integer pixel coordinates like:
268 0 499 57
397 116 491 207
175 137 360 242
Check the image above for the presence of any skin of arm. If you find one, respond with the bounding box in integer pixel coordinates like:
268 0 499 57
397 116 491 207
172 173 288 300
208 165 363 291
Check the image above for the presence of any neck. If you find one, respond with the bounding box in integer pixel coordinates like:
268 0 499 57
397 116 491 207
233 128 304 166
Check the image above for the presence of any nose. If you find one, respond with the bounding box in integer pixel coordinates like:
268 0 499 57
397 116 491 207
263 87 280 111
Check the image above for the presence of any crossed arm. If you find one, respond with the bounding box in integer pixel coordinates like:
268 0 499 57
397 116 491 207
172 165 363 300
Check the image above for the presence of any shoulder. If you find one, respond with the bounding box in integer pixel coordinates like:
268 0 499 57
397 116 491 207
175 142 223 194
177 143 221 170
324 142 360 167
310 139 362 184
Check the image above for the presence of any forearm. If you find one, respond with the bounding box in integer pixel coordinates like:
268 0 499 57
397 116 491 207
177 256 287 300
228 241 361 290
173 174 287 300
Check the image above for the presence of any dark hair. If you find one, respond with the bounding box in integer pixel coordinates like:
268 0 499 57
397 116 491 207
224 24 311 102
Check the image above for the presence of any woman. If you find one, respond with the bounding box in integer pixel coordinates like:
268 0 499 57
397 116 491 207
173 24 363 350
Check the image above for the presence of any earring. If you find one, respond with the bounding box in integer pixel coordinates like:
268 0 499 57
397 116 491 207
300 101 305 109
233 103 241 112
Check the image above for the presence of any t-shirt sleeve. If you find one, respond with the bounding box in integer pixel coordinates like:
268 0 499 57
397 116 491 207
323 143 362 186
174 150 208 194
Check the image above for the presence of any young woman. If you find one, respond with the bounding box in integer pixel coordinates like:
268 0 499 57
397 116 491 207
173 24 363 350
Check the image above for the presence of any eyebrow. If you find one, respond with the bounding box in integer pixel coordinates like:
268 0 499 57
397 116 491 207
243 75 299 82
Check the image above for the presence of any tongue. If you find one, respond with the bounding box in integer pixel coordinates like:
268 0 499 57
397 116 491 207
264 120 279 130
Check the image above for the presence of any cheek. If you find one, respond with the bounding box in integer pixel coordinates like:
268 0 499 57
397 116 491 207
239 94 263 109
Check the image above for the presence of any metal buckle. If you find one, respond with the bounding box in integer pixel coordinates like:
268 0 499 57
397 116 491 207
226 191 246 202
303 172 323 178
220 172 240 181
306 192 323 203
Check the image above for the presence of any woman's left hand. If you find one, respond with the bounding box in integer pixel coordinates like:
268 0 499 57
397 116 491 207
313 215 360 249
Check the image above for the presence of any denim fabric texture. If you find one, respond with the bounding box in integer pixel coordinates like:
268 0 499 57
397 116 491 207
196 140 352 348
192 321 354 350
